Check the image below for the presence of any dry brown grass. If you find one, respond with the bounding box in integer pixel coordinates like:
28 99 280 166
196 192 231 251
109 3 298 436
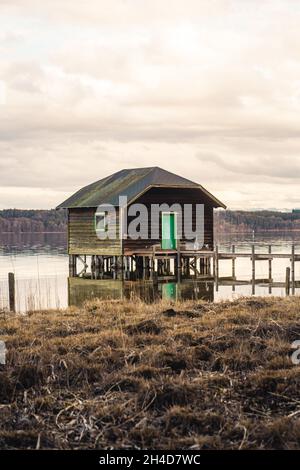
0 296 300 449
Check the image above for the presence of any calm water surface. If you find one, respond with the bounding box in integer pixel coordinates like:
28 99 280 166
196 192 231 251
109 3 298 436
0 232 300 311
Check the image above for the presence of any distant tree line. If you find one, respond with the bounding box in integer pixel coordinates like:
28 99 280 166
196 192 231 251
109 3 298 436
0 209 67 233
1 209 300 234
215 210 300 233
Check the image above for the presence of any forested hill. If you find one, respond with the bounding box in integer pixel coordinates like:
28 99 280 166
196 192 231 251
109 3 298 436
0 209 67 233
0 209 300 233
215 210 300 233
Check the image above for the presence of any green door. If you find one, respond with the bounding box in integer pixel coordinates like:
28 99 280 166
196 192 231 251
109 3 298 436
161 213 177 249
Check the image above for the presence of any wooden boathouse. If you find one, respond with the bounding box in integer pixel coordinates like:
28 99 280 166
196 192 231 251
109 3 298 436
57 167 226 278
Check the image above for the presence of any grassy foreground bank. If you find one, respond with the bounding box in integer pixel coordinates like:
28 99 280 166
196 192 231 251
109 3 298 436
0 297 300 450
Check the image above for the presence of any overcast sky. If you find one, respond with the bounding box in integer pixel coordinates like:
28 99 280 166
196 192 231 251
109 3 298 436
1 0 300 210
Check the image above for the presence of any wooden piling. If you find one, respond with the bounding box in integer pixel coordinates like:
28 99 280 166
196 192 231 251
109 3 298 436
251 245 255 295
212 250 216 277
166 258 171 275
176 248 181 271
64 243 298 290
291 245 295 294
268 245 272 294
268 245 272 280
206 257 211 276
232 245 235 279
8 272 15 312
286 266 291 295
215 245 219 279
199 257 204 275
68 255 77 277
69 255 73 276
251 245 255 278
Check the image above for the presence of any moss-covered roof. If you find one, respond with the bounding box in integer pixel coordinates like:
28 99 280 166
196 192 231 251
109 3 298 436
57 167 226 209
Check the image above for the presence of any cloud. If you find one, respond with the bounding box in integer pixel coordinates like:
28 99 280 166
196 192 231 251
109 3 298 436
0 0 300 209
198 153 300 180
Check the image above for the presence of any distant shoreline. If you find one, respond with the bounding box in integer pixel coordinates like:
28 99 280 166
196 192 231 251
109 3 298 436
0 231 66 234
216 229 300 234
1 229 300 235
1 209 300 234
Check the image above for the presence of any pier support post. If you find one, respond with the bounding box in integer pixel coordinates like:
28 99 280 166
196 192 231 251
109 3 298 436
231 245 236 291
175 248 181 281
91 255 96 278
185 257 190 277
268 245 272 294
215 245 219 280
213 250 216 277
232 245 235 279
123 256 128 279
206 258 210 276
268 244 272 278
166 258 170 275
251 244 255 295
69 255 77 277
8 272 15 312
291 245 295 294
199 257 204 275
69 255 73 276
286 266 291 295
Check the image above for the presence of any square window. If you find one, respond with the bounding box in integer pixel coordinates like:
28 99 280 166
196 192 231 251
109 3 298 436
95 212 107 232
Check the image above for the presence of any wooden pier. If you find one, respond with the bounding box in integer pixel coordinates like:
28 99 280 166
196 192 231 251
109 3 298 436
214 244 300 295
68 243 300 294
69 246 214 281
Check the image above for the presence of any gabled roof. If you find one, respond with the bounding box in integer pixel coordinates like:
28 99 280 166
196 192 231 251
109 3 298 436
57 167 226 209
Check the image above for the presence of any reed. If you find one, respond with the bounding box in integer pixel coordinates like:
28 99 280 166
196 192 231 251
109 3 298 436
0 296 300 449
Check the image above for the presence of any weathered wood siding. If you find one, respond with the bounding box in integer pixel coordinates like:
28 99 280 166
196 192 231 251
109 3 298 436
68 208 121 255
124 187 214 253
68 188 215 255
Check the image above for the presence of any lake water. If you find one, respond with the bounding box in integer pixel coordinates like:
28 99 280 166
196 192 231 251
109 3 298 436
0 232 300 312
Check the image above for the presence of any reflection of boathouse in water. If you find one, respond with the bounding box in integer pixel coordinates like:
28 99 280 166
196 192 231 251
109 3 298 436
68 278 214 307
